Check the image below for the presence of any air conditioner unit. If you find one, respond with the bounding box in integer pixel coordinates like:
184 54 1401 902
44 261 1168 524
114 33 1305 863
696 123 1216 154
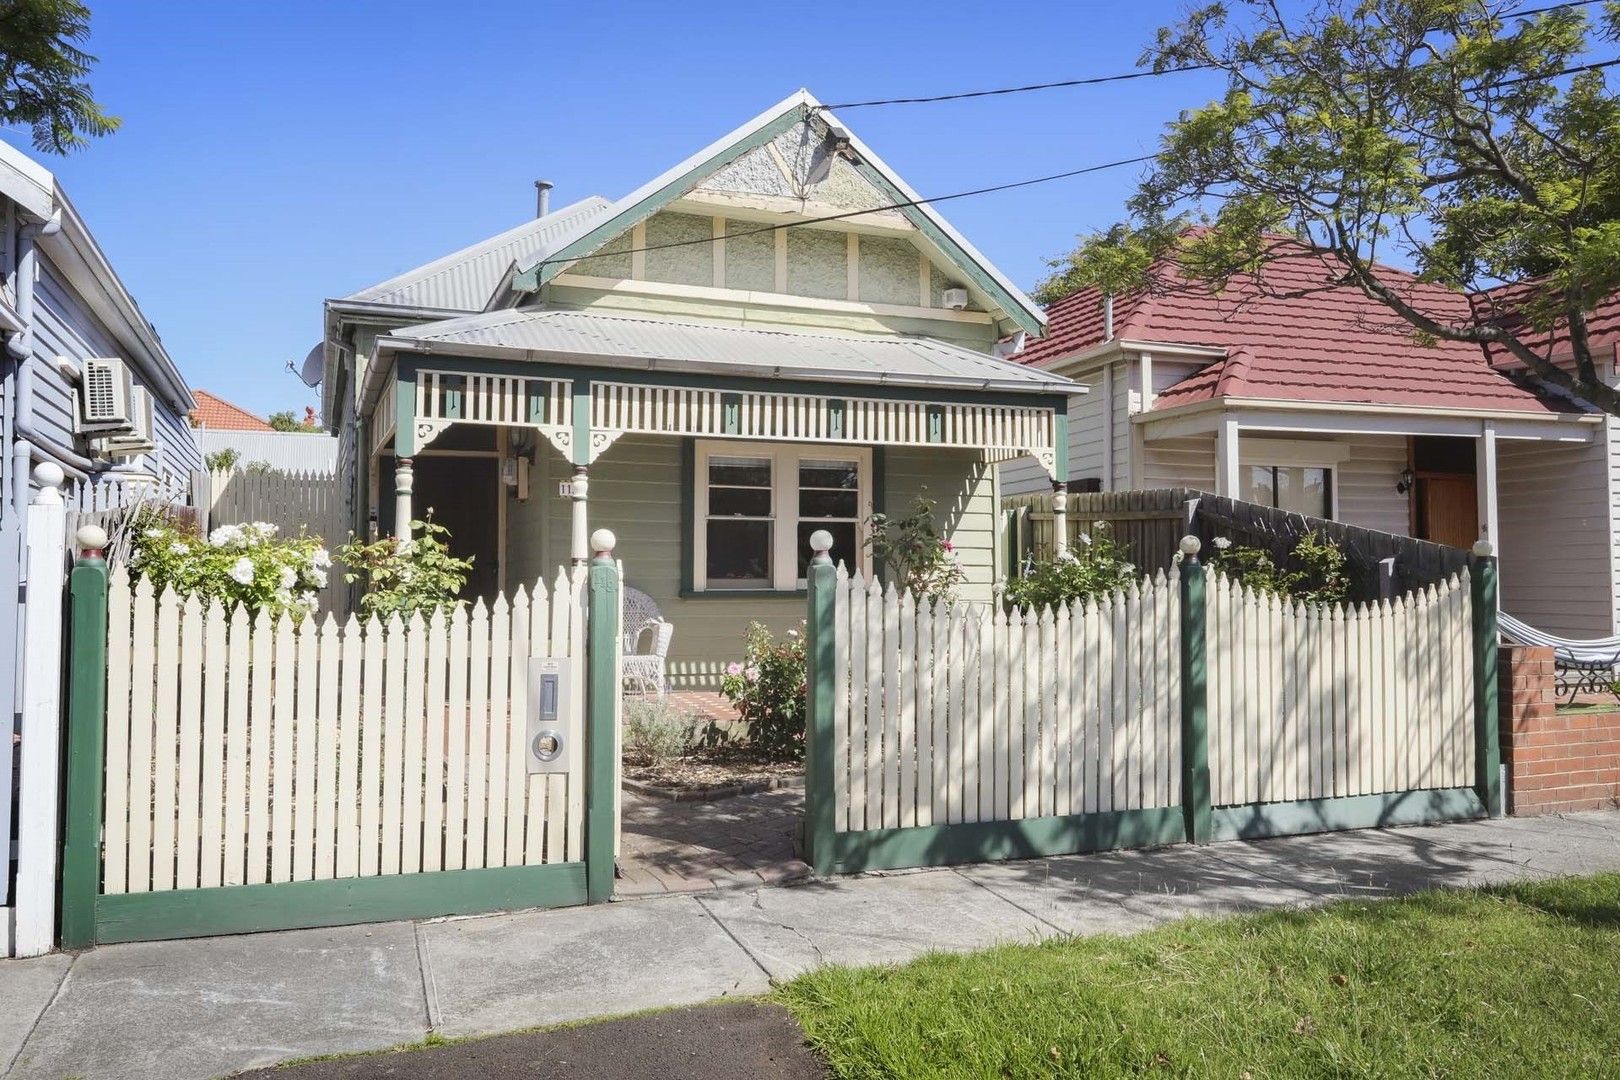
104 384 156 458
78 357 135 434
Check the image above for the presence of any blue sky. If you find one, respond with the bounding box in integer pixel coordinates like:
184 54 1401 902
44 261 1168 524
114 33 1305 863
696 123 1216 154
26 0 1226 418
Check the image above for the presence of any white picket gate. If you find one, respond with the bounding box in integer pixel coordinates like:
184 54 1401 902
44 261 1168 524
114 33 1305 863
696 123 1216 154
827 568 1184 835
101 566 586 897
1206 572 1475 806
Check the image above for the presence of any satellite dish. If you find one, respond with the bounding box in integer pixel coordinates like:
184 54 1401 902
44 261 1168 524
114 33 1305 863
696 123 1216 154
296 344 324 388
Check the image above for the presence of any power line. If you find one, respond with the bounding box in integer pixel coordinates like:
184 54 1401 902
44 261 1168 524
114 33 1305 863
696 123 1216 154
529 154 1157 270
816 0 1606 112
820 66 1210 111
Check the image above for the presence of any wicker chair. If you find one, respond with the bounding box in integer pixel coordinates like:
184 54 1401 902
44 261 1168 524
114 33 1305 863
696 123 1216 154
621 586 674 697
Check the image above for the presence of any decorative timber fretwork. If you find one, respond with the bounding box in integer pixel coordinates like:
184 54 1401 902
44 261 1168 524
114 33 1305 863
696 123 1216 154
588 381 1058 475
412 370 573 452
387 369 1061 476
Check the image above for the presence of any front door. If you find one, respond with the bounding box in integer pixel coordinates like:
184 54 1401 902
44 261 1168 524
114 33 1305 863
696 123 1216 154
1417 475 1478 548
379 454 502 601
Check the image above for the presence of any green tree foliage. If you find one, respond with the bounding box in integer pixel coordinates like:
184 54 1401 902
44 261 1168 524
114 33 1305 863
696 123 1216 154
0 0 118 153
267 410 305 432
1039 1 1620 415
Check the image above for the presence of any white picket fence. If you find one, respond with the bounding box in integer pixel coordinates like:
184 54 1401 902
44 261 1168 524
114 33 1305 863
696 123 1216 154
1207 572 1475 806
828 568 1183 833
101 566 586 896
204 468 349 611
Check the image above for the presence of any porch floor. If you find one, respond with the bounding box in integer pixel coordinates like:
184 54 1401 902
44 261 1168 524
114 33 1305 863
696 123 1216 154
618 786 809 897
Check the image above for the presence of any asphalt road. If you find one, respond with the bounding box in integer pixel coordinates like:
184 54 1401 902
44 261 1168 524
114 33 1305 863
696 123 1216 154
234 1001 827 1079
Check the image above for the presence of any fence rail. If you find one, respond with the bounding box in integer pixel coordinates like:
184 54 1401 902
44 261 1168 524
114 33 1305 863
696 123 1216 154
101 567 585 897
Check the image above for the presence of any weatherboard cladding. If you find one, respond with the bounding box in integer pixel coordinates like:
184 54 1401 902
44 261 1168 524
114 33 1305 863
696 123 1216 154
389 309 1074 392
346 196 615 312
1021 238 1576 415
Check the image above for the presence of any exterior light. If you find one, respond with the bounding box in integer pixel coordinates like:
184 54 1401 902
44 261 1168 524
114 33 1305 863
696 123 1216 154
1396 467 1415 495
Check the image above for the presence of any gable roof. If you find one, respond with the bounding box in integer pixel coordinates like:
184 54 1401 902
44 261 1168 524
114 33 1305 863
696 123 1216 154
191 389 274 431
344 195 614 312
1022 238 1579 416
498 90 1046 336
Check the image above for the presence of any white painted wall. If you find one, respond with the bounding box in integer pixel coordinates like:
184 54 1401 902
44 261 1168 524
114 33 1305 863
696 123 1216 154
1499 434 1615 637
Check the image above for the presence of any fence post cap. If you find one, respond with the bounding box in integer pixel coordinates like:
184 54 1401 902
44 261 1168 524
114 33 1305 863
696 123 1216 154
1179 535 1201 557
30 461 64 499
808 529 834 562
590 529 616 558
76 523 108 549
1471 539 1494 559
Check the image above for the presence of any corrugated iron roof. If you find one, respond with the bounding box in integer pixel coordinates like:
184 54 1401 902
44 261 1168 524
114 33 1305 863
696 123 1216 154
198 429 338 474
345 196 614 311
384 309 1078 395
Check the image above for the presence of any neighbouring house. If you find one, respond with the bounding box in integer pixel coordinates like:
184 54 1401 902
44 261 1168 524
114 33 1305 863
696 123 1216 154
1000 236 1617 640
321 90 1077 685
192 388 337 474
2 137 201 922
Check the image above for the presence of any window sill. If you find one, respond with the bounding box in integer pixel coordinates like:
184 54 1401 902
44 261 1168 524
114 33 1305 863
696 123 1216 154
678 588 808 600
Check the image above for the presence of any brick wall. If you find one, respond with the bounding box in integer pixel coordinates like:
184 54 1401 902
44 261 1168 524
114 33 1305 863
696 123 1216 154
1499 644 1620 815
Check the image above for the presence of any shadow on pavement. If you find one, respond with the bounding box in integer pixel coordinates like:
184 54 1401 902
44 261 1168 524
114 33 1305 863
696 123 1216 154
235 1001 825 1080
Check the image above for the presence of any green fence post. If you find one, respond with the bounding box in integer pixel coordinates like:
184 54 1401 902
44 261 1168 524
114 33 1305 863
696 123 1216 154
1471 542 1502 817
585 529 621 903
1178 536 1212 844
804 530 838 875
61 526 111 949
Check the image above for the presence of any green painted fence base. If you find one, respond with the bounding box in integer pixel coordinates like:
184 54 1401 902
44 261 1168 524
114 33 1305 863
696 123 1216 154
822 807 1187 875
89 862 589 946
1210 788 1485 843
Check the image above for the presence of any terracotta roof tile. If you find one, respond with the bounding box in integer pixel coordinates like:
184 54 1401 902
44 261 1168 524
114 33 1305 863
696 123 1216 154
1017 237 1578 416
190 389 274 431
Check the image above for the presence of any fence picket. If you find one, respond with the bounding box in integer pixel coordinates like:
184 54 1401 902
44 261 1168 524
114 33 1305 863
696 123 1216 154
465 601 490 869
358 614 385 877
246 608 275 884
314 614 341 880
293 614 319 881
400 613 429 874
444 605 470 871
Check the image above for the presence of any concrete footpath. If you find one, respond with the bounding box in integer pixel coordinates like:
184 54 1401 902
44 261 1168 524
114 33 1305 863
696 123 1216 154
4 810 1618 1080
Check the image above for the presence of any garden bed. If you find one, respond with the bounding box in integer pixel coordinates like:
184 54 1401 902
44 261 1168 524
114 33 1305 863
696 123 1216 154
622 747 804 801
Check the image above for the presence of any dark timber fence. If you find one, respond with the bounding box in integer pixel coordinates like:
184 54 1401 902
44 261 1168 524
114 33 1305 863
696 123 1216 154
1003 488 1468 602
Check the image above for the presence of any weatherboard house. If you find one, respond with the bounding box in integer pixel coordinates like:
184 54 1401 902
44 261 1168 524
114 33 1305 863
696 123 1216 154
1001 238 1620 641
321 90 1078 684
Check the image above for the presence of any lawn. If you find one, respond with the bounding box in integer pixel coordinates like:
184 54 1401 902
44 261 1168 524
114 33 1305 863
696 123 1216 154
777 873 1620 1079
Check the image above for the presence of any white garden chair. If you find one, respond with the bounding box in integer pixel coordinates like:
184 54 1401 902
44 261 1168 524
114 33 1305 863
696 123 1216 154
621 586 674 697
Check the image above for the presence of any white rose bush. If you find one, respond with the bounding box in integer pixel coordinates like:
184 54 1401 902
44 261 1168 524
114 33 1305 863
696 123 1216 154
128 511 330 618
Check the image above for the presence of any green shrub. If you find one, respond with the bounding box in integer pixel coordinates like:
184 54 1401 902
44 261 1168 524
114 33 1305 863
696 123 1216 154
1003 520 1139 610
335 515 473 618
866 492 967 603
1208 530 1349 605
719 621 807 762
623 698 699 767
128 509 329 618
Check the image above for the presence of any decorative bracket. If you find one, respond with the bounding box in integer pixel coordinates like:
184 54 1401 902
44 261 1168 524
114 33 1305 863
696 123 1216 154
1033 447 1058 481
587 429 624 464
415 419 452 452
537 425 573 461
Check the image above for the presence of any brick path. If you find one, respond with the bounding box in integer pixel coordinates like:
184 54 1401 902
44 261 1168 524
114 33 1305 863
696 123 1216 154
617 785 810 897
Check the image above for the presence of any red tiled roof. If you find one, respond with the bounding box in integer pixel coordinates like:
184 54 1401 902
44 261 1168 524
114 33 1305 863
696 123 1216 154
1474 280 1620 367
190 389 274 431
1019 238 1578 416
